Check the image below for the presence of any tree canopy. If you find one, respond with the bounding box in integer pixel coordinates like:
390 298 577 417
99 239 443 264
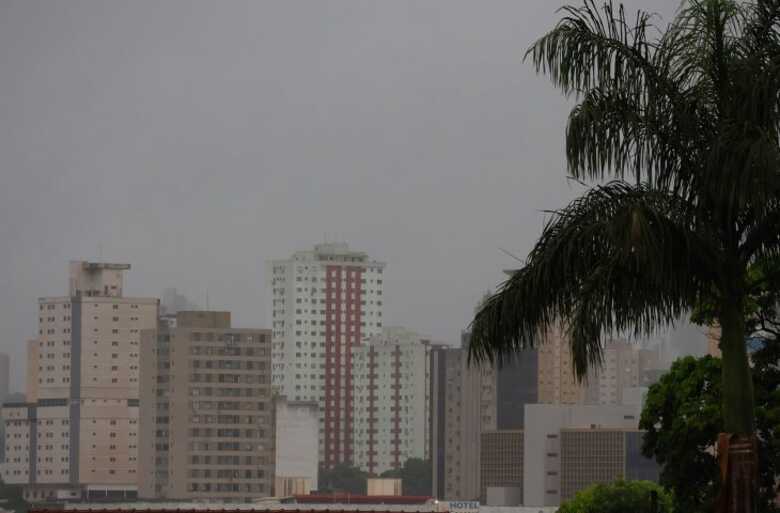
640 350 780 512
556 480 673 513
380 458 432 496
318 463 367 495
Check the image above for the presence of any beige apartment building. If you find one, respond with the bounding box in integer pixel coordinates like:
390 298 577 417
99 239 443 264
582 341 661 405
537 327 586 405
138 311 274 503
431 336 497 501
1 262 158 502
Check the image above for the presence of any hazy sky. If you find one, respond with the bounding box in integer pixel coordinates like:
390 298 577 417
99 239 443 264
0 0 684 391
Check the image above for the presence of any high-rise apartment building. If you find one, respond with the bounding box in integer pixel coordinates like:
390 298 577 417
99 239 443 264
351 327 430 475
496 350 538 429
430 336 495 501
1 262 158 502
537 327 586 405
267 243 385 468
583 341 664 406
0 353 9 403
430 335 538 501
138 311 274 502
429 345 449 500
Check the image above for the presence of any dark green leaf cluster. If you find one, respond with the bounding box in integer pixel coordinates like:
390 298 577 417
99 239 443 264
640 352 780 512
379 458 432 496
0 479 28 513
317 463 368 495
556 480 673 513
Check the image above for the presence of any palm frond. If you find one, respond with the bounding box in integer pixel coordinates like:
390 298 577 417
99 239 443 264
469 181 716 378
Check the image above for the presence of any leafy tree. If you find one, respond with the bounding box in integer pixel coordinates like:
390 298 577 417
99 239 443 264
318 463 368 495
641 352 780 512
469 0 780 506
380 458 432 496
557 480 673 513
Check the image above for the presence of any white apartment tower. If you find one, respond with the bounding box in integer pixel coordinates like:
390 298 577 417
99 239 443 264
268 243 385 468
351 327 430 475
1 262 158 502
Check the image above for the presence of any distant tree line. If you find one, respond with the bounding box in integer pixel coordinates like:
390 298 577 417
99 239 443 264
318 458 432 496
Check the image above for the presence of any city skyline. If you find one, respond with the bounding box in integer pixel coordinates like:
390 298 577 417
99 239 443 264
0 0 685 393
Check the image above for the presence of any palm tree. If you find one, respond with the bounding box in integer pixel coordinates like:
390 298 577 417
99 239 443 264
469 0 780 510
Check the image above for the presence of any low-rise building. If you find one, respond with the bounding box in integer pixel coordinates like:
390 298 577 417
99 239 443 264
480 431 523 505
523 404 659 507
274 397 319 493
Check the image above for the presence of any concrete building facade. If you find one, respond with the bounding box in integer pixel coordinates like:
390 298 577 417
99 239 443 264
138 311 274 503
267 243 385 468
537 328 586 405
0 262 158 502
495 350 538 429
583 341 664 406
480 431 523 504
429 337 496 501
0 353 9 404
522 404 658 507
559 428 660 501
351 327 430 475
274 397 319 493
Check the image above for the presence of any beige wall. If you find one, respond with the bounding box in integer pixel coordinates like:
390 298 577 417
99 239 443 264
560 429 625 501
707 325 722 357
2 262 159 499
480 430 523 504
26 340 39 403
441 346 496 501
139 315 274 502
537 327 585 405
2 405 33 484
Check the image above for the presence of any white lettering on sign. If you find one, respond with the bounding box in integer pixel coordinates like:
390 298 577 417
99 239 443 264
438 501 480 513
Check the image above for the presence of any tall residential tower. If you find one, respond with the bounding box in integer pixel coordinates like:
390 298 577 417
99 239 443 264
267 243 385 468
138 311 274 502
1 262 158 501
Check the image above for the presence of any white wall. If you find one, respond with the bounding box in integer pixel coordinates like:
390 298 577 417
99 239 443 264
275 398 319 490
522 403 641 507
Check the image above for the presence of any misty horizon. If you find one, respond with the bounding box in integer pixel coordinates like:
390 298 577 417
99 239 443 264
0 0 691 392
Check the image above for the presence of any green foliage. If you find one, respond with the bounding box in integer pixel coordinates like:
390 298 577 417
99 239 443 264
318 463 368 495
379 458 432 496
0 479 28 513
640 351 780 512
556 480 673 513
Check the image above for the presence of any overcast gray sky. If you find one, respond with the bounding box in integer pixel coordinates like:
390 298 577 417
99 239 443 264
0 0 684 391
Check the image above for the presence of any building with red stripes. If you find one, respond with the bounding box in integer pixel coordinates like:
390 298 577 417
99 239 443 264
351 328 431 475
267 244 385 468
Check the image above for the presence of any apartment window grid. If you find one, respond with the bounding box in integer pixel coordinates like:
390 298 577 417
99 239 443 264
480 431 523 501
560 430 624 500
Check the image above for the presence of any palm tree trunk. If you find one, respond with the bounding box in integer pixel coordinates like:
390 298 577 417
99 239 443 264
717 298 757 513
720 299 754 435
